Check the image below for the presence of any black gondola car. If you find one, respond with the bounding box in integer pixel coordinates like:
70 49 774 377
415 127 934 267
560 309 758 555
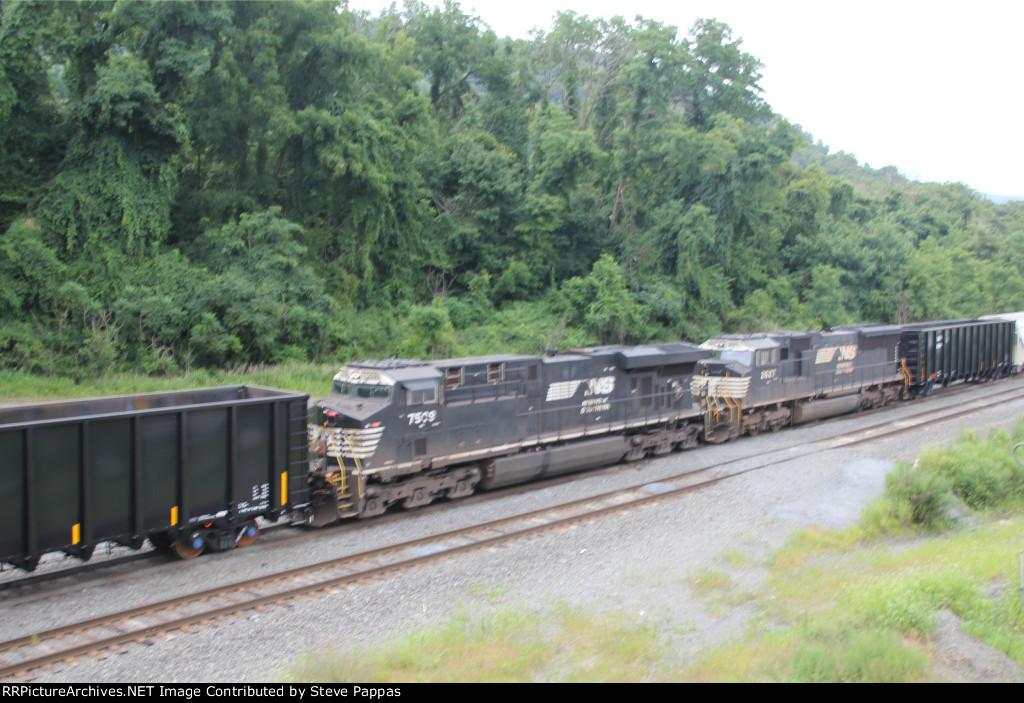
900 318 1015 393
0 386 309 570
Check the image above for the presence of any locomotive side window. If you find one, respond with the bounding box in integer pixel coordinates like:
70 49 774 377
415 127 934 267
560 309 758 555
714 350 753 366
487 363 505 383
406 384 438 405
446 367 464 389
755 349 779 367
358 386 390 399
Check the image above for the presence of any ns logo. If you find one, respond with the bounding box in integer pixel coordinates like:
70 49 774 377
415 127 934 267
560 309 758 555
545 376 616 402
584 376 615 396
838 345 858 361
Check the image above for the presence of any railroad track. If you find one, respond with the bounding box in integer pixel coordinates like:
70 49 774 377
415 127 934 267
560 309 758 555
3 382 1023 679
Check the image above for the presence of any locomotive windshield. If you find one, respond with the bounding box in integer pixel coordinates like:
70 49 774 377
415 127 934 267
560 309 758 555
709 350 753 367
332 381 391 399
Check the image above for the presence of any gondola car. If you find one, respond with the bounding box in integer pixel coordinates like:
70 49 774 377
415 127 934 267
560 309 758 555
0 386 309 570
900 318 1015 395
982 312 1024 369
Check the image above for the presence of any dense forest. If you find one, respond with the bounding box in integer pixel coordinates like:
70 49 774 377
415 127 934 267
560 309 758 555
2 0 1022 379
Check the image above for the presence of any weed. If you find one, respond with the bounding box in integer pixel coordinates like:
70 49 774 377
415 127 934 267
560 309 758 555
686 568 732 596
283 604 670 683
865 461 952 533
722 549 752 568
789 623 930 682
470 580 508 603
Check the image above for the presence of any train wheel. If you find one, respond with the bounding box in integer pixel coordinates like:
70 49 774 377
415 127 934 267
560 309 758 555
236 523 259 548
402 488 434 509
173 536 205 560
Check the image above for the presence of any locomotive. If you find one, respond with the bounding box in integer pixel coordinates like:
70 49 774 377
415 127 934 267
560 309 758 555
304 343 708 525
1 315 1020 570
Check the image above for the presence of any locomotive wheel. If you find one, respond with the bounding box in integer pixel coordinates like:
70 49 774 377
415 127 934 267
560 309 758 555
402 488 434 509
236 523 259 548
173 538 205 560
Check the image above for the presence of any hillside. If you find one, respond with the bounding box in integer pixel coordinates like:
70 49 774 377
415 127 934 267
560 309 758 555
1 0 1022 382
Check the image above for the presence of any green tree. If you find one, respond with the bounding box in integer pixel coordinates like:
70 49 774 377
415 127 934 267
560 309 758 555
562 254 648 344
194 208 330 364
0 0 68 233
683 18 769 129
403 0 499 125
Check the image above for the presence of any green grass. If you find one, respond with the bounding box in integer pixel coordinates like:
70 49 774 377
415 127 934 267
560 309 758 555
284 605 672 683
281 511 1022 682
0 362 340 403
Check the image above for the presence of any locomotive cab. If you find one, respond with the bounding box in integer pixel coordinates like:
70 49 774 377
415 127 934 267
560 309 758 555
313 361 442 474
693 336 786 442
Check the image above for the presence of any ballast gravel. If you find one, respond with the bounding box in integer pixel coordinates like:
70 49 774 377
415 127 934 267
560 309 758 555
5 382 1024 683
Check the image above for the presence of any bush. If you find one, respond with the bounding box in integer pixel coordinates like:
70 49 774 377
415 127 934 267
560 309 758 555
916 428 1024 510
862 462 952 534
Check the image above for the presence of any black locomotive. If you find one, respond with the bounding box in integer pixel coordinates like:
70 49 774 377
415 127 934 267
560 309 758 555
1 316 1019 570
693 318 1016 442
305 343 708 524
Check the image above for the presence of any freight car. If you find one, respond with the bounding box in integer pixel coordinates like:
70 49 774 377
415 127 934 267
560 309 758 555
981 312 1024 370
0 386 309 570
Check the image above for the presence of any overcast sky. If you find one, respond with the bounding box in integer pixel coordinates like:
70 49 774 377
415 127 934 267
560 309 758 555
348 0 1024 198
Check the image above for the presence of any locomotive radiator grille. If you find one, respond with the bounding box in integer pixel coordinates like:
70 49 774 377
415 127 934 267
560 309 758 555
324 426 386 459
691 375 750 400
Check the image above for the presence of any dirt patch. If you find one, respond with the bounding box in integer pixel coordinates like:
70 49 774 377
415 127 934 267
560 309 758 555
929 610 1024 682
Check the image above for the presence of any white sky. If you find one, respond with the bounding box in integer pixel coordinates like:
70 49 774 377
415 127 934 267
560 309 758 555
348 0 1024 197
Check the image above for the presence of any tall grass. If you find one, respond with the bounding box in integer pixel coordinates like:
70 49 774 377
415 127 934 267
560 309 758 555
0 362 341 403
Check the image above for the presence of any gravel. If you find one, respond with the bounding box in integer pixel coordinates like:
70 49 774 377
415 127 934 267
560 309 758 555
5 381 1024 683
